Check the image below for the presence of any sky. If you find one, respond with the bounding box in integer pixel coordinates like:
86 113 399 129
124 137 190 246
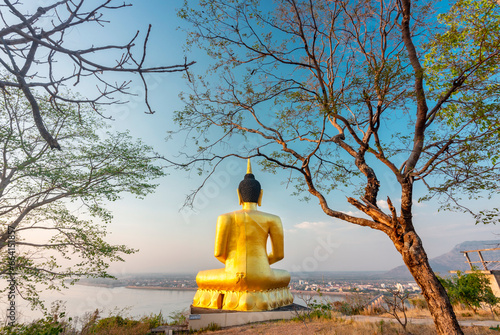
27 0 500 276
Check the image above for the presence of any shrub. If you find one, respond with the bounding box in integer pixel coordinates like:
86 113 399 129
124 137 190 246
87 314 152 335
141 312 166 329
293 292 334 322
438 269 500 313
409 296 428 310
308 300 333 319
168 308 189 325
331 291 371 315
1 314 68 335
0 310 167 335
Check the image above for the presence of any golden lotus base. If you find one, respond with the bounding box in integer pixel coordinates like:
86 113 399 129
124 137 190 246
192 287 294 311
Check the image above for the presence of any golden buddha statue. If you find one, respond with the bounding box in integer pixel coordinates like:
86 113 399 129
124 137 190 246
192 160 293 311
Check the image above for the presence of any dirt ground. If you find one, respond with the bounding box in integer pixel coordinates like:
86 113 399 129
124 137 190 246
200 318 500 335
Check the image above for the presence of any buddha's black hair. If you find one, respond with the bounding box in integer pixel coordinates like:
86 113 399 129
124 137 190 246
238 173 261 203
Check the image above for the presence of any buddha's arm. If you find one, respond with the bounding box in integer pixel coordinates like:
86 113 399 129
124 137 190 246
268 217 285 265
214 214 230 264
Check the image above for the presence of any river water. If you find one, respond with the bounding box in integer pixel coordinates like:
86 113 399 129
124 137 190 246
5 285 196 324
4 285 343 324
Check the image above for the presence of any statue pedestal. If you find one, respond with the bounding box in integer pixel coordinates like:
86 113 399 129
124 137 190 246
192 287 294 311
188 303 307 331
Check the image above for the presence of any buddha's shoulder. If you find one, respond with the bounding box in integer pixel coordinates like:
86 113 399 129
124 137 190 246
219 210 281 220
254 210 281 220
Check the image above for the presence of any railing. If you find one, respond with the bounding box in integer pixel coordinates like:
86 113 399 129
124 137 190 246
365 294 384 312
461 247 500 271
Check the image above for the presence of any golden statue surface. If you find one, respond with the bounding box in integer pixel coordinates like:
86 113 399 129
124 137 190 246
192 160 293 311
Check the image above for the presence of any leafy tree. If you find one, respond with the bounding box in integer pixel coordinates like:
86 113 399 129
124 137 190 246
439 270 500 314
483 286 500 317
0 83 164 309
0 0 194 149
173 0 500 334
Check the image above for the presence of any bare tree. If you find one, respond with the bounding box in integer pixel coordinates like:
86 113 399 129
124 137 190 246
172 0 500 334
0 0 194 149
383 287 412 335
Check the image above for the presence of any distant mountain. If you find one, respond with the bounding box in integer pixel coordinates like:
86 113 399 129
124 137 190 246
382 240 500 279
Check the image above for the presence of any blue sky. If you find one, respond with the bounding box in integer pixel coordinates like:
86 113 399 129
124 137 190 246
51 0 499 275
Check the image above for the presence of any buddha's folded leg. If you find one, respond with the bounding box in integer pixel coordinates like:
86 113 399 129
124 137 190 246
194 269 293 310
270 269 291 288
242 269 291 291
194 269 229 309
196 268 228 289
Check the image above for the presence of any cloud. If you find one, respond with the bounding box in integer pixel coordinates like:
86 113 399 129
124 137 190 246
377 200 389 209
339 210 371 220
293 221 329 230
340 210 362 216
289 220 358 232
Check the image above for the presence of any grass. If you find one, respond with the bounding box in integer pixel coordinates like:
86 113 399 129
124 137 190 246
2 294 499 335
367 299 500 322
2 309 499 335
0 308 175 335
202 292 500 335
197 317 499 335
191 294 500 335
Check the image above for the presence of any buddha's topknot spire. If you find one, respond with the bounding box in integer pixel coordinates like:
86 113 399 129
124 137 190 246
239 158 261 203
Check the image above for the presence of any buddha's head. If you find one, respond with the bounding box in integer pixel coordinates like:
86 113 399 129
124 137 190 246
237 159 263 206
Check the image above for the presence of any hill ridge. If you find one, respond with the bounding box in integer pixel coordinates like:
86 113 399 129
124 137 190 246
382 239 500 279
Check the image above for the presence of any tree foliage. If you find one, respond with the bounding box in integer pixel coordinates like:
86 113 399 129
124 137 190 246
0 83 164 309
423 0 500 223
439 270 500 313
0 0 194 149
174 0 500 333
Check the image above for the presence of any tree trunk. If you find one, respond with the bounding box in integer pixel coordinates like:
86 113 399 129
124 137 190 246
394 230 463 335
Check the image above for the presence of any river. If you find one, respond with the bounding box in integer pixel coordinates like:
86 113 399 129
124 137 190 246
4 285 345 324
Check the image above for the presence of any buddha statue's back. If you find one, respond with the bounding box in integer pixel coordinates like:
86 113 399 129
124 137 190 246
192 160 293 311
